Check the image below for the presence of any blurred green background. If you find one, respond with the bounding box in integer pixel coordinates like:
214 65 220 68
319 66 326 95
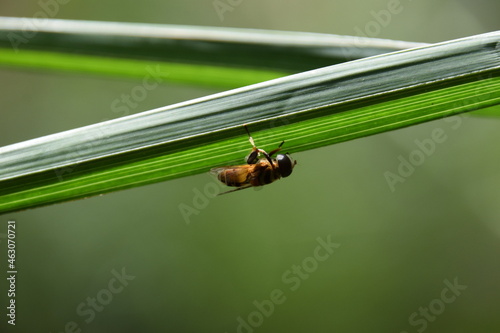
1 0 500 332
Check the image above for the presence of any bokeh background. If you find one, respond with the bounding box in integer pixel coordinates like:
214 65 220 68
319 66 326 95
1 0 500 332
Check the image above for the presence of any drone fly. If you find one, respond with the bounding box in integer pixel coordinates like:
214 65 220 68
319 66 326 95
210 125 297 194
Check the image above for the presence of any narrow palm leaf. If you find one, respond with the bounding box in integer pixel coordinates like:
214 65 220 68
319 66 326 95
0 31 499 213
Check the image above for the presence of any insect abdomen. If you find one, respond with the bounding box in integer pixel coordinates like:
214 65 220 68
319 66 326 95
217 169 249 187
250 165 280 186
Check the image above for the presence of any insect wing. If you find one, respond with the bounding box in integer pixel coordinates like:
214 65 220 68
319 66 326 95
210 164 250 176
210 164 255 186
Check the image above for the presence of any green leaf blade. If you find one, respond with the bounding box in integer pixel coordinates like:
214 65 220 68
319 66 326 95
0 31 499 214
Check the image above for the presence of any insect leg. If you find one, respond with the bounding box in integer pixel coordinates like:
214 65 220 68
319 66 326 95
259 151 275 169
217 184 253 195
268 141 285 157
244 125 257 148
245 147 259 164
244 125 261 164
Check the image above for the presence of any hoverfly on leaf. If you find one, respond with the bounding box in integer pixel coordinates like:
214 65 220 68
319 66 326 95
211 125 297 195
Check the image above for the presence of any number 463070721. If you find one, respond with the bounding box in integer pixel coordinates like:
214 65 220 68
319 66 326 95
7 221 16 270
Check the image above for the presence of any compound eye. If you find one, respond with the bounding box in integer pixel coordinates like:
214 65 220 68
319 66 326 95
277 154 295 178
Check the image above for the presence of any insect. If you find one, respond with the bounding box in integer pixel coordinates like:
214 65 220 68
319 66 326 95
210 125 297 194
